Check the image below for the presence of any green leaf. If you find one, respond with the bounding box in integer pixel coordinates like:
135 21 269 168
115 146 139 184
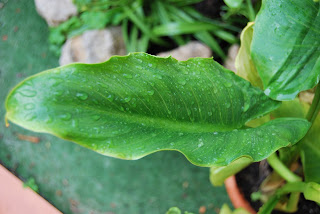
303 182 320 203
224 0 244 9
276 181 320 204
220 204 233 214
166 207 181 214
220 204 251 214
301 113 320 183
152 22 219 36
235 22 263 89
23 177 39 193
80 11 110 29
166 207 194 214
251 0 320 100
210 157 252 186
5 53 310 167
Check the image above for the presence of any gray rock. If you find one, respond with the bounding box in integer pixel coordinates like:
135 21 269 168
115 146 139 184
34 0 77 27
59 28 126 66
224 44 239 72
157 41 212 61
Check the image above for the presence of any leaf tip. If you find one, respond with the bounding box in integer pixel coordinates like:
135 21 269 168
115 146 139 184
5 114 9 128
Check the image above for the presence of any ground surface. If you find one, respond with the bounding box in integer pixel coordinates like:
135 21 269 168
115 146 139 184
0 1 230 213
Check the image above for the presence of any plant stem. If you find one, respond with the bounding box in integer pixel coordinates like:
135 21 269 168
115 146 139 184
246 0 256 21
258 194 281 214
258 182 306 214
306 85 320 124
267 153 302 183
277 182 306 194
286 192 300 212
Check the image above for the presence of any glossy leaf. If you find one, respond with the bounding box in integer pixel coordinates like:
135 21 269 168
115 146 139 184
5 53 310 166
251 0 320 100
235 22 263 89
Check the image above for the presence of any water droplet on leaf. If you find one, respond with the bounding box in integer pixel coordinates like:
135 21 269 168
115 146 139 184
123 73 133 79
60 113 71 121
76 92 88 100
24 103 35 110
147 90 154 95
178 79 186 86
25 113 36 121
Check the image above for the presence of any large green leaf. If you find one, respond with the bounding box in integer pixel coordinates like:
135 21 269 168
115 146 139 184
5 53 310 166
251 0 320 100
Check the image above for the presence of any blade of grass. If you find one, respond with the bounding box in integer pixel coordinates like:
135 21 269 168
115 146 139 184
138 34 149 52
152 22 220 36
121 19 131 53
156 1 186 45
166 8 225 58
123 6 168 46
212 30 238 44
195 31 226 59
168 0 203 7
129 25 139 52
183 7 240 31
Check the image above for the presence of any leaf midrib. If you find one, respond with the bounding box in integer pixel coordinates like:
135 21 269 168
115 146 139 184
52 101 240 133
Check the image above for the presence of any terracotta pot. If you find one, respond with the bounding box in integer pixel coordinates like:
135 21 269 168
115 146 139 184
225 175 256 214
0 164 62 214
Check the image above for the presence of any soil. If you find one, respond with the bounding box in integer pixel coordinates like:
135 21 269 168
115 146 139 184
236 162 320 214
195 0 225 19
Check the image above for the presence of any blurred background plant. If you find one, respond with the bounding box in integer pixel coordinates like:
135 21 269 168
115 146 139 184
49 0 261 61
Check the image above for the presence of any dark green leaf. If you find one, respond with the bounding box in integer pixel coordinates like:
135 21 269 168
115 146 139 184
251 0 320 100
301 111 320 183
5 53 310 166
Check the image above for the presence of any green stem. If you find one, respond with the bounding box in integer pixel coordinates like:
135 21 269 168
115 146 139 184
258 182 306 214
258 194 281 214
267 153 302 183
246 0 256 21
286 192 300 212
277 182 306 194
306 85 320 124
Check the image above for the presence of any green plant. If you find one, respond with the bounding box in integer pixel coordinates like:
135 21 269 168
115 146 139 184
222 0 261 23
23 177 39 193
49 0 239 59
4 0 320 213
